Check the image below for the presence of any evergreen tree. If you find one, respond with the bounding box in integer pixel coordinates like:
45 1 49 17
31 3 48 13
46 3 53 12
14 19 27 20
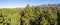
47 7 58 25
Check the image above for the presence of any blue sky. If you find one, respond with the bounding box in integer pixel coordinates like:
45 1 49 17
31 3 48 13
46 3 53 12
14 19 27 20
0 0 60 8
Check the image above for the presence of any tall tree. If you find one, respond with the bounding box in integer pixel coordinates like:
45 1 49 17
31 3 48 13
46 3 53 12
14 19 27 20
11 13 21 25
47 7 58 25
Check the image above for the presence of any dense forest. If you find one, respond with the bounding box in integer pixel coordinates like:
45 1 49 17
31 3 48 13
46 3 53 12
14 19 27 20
0 4 60 25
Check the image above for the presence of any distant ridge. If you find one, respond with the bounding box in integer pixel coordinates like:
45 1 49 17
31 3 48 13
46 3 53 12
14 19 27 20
38 4 60 10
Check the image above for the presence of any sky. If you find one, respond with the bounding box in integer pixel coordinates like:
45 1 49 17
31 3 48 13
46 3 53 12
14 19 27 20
0 0 60 8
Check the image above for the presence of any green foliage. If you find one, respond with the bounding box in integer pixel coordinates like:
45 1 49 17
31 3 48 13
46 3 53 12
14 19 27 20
0 4 59 25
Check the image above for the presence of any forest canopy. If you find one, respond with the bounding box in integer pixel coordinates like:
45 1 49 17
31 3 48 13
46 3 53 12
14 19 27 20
0 4 60 25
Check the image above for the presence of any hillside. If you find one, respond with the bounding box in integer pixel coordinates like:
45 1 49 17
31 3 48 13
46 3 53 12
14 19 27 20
38 4 60 10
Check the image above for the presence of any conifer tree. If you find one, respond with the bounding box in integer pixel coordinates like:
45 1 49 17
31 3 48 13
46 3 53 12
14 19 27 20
47 7 58 25
11 13 21 25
